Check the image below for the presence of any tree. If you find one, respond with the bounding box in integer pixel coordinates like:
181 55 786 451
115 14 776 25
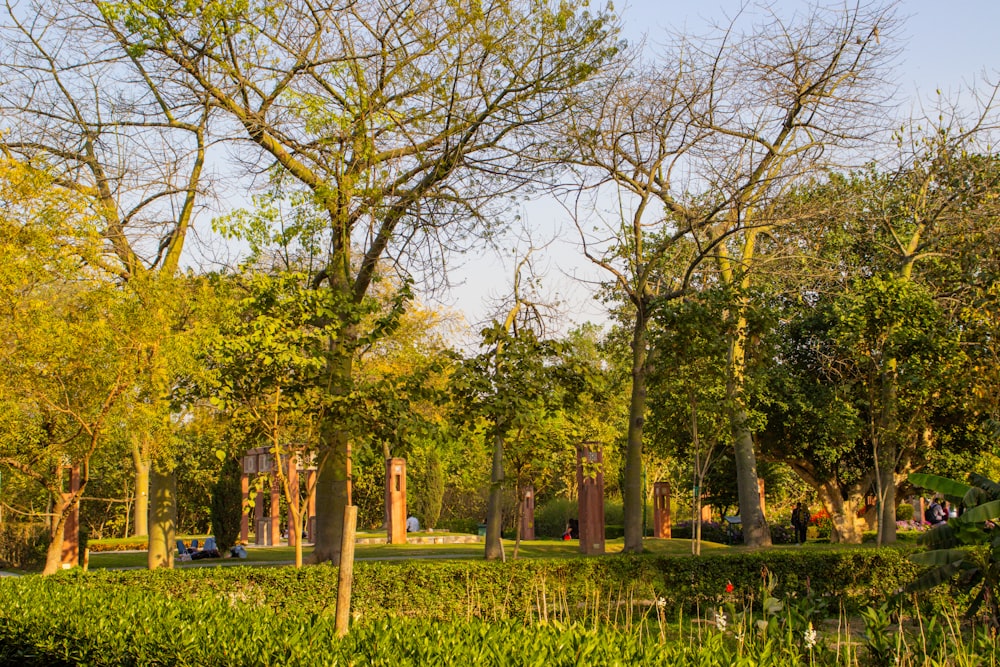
100 0 618 564
557 1 897 549
0 159 138 573
1 0 212 558
210 456 243 557
192 271 342 568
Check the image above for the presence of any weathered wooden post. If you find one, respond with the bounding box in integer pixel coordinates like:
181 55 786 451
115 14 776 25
240 452 255 544
577 444 605 555
335 505 358 637
306 468 317 542
287 455 300 547
519 485 536 540
653 481 671 538
757 477 766 517
386 458 407 544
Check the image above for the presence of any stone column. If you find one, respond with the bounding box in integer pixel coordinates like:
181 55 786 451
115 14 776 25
653 481 671 539
386 458 407 544
519 485 536 540
577 444 605 555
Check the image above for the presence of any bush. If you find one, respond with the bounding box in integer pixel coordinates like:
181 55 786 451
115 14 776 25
438 518 479 535
895 503 914 521
670 521 730 544
534 498 576 538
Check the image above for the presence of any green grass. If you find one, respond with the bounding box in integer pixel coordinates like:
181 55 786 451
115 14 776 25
86 536 728 570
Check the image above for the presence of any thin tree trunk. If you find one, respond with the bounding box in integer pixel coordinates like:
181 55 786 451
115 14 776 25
513 482 523 560
485 432 505 560
147 466 176 570
132 441 149 538
623 312 649 553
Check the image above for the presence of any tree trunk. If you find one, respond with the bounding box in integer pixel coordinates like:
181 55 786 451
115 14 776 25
727 321 771 547
875 363 898 545
311 433 350 564
310 340 354 564
816 483 865 544
485 432 505 560
876 441 898 545
147 466 176 570
41 497 71 576
623 312 649 553
132 442 150 538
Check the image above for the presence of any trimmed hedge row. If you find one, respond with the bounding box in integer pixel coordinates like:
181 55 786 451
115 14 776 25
28 547 928 618
0 548 971 666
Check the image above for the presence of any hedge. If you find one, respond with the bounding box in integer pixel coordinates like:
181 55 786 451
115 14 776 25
14 547 930 618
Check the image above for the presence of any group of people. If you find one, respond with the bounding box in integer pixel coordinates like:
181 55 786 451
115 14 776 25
177 537 221 561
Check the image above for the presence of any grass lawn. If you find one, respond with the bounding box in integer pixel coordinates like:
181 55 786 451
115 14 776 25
86 536 728 570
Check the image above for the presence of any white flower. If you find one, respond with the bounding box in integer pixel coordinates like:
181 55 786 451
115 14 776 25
656 597 666 610
804 622 817 650
715 608 728 632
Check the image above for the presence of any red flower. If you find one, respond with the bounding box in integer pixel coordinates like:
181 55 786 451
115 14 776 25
725 582 734 593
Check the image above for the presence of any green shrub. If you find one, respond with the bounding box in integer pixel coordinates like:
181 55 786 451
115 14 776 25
895 503 914 521
439 518 479 534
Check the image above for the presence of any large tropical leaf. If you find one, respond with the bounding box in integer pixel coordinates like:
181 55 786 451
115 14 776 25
960 499 1000 524
908 473 970 501
906 560 966 593
910 548 968 567
969 473 1000 499
917 522 960 549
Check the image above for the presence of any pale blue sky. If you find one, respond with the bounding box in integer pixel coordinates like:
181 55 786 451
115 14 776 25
442 0 1000 337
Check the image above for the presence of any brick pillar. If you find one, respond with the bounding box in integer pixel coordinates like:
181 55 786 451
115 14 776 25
700 504 712 522
269 470 281 545
758 478 766 517
287 456 300 547
255 483 268 546
306 469 317 542
240 472 250 544
60 465 81 568
386 458 407 544
519 485 535 540
577 444 605 555
653 481 671 538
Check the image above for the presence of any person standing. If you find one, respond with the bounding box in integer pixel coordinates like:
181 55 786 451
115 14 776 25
791 502 810 545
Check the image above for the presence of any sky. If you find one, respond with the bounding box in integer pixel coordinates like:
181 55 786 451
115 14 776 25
434 0 1000 341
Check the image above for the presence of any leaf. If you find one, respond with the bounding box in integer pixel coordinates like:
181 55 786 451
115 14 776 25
908 473 971 499
910 548 967 567
959 499 1000 524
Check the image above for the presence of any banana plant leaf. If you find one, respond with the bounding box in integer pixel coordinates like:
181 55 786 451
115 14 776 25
908 473 970 503
910 548 968 567
960 499 1000 524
